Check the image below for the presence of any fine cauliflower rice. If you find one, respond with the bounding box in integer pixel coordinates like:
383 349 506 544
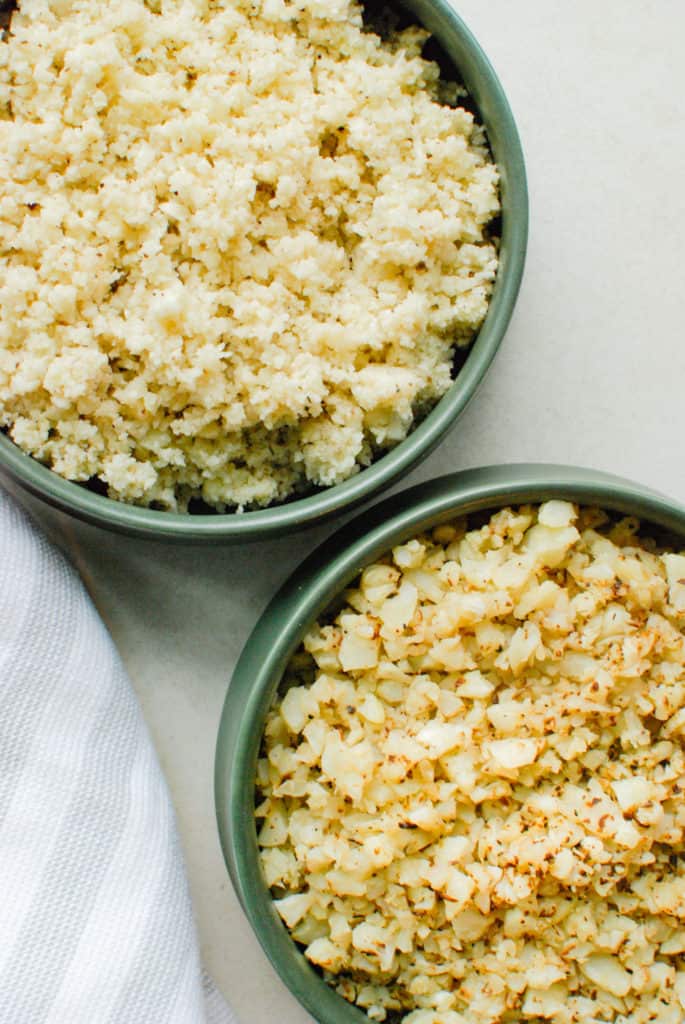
0 0 499 511
257 503 685 1024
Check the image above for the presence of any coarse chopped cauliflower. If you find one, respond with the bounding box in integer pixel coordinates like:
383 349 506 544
0 0 499 511
257 503 685 1024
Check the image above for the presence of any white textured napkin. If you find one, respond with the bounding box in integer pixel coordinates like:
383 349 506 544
0 487 236 1024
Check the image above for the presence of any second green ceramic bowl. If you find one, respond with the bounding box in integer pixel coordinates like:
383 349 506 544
0 0 527 541
215 463 685 1024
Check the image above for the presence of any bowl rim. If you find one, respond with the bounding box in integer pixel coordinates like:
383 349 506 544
215 462 685 1024
0 0 528 541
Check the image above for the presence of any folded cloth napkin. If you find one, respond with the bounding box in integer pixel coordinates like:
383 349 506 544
0 487 235 1024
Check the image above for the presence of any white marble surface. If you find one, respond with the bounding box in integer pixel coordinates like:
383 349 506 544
15 2 685 1021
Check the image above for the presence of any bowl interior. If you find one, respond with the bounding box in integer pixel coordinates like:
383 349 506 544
215 463 685 1024
0 0 527 541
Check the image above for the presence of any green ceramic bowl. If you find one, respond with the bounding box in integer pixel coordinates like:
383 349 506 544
0 0 527 541
215 463 685 1024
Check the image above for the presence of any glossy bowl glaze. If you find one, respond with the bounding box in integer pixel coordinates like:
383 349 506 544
215 463 685 1023
0 0 527 541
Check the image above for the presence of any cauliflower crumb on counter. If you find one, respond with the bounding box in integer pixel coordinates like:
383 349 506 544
257 503 685 1024
0 0 499 511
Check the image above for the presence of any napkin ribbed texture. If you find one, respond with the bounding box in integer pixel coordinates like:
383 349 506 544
0 488 235 1024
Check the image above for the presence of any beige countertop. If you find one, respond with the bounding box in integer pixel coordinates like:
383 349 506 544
16 1 685 1021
